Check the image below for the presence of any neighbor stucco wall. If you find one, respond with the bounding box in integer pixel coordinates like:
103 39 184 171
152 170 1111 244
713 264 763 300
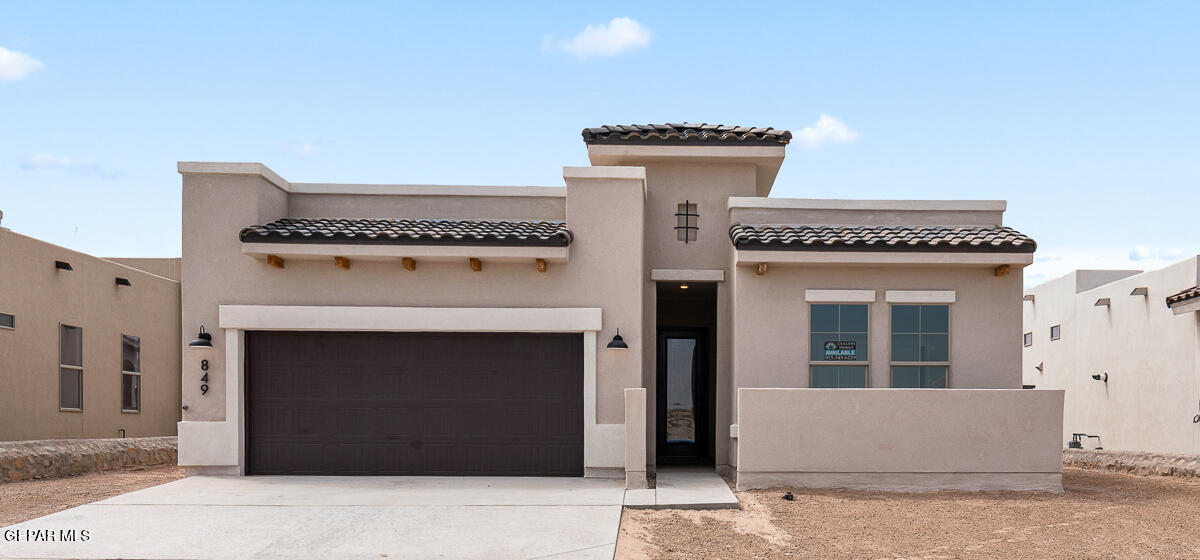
736 388 1064 491
179 168 645 465
1023 258 1200 455
0 229 181 441
287 192 565 221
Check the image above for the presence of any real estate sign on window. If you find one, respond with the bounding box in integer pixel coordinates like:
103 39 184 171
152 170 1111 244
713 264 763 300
823 340 857 361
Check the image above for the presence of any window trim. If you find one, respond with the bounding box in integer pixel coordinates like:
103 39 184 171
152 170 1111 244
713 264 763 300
1023 332 1033 347
121 334 141 413
59 323 83 412
1050 324 1061 340
809 302 870 388
888 303 951 388
0 312 13 330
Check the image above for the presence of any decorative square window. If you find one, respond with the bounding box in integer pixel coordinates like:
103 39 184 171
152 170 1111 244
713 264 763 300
1023 332 1033 347
675 201 698 243
810 303 869 388
59 324 83 410
1050 325 1061 340
121 334 141 412
0 312 13 329
890 304 949 388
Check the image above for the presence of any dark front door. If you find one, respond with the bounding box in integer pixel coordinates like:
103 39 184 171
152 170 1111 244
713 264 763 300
245 331 583 476
656 328 709 463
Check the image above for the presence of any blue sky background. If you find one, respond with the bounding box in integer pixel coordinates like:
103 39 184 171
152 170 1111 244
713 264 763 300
1 2 1197 286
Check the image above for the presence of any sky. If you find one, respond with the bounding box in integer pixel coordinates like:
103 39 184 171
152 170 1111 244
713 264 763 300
1 2 1197 287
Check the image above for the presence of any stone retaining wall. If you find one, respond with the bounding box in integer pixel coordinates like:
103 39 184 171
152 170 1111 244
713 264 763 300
1064 449 1200 478
1 436 177 482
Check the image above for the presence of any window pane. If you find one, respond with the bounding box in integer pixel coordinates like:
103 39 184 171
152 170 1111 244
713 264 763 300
60 325 82 366
837 366 868 388
811 366 839 388
665 338 696 444
841 332 868 362
892 305 920 333
920 305 949 333
892 366 920 388
920 333 949 362
921 366 948 388
60 368 81 409
0 313 13 329
1050 325 1061 339
122 374 140 411
810 304 839 332
892 333 919 362
122 334 140 372
839 305 868 333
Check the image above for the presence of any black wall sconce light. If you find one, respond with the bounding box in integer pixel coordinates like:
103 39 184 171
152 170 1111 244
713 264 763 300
606 328 629 349
115 277 132 287
55 260 73 271
1091 372 1108 383
188 325 213 348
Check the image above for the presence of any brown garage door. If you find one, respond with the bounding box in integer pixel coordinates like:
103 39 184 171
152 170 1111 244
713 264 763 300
245 331 583 476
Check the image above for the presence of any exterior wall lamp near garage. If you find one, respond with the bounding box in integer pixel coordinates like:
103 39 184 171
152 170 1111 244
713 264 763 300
188 325 213 348
607 328 629 350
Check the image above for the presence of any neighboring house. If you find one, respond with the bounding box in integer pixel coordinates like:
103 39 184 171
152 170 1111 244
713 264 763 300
178 123 1063 491
1023 257 1200 455
0 217 182 441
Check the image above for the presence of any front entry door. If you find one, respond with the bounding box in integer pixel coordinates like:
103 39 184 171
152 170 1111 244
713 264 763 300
656 328 709 463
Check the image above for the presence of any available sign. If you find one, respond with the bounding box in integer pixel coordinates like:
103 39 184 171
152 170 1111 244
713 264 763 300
823 341 857 361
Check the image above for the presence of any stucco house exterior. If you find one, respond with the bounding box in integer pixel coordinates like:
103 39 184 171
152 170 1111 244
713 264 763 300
177 123 1064 491
1023 257 1200 455
0 214 182 441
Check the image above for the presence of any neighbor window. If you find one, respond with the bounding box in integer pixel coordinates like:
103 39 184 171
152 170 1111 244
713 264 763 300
1050 325 1061 340
121 334 141 412
59 324 83 410
675 201 698 242
0 312 13 329
891 304 949 388
1023 332 1033 347
810 303 868 388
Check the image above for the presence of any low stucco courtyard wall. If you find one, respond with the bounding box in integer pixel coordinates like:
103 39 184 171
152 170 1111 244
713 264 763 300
735 389 1064 491
0 436 177 482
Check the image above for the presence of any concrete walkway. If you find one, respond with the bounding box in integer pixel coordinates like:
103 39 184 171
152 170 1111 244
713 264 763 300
0 476 627 560
624 467 740 509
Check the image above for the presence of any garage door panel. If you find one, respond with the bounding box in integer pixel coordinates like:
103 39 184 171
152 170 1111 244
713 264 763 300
246 331 583 476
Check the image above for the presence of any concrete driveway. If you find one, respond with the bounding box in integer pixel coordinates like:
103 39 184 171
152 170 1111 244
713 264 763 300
0 475 627 560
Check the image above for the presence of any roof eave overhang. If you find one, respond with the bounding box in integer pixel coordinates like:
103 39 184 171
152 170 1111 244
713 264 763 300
242 242 569 263
585 144 785 197
734 249 1035 267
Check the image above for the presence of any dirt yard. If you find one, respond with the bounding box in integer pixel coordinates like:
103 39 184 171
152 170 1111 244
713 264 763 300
0 465 184 527
616 467 1200 559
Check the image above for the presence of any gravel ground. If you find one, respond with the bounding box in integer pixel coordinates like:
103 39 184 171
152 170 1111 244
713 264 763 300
0 465 184 527
616 467 1200 559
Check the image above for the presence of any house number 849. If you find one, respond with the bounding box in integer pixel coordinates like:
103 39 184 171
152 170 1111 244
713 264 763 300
200 359 210 395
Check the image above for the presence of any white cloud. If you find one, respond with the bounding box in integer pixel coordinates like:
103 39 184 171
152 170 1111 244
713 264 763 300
1159 247 1184 260
546 17 651 58
20 153 118 179
1129 245 1153 261
291 144 316 158
0 46 44 81
795 114 858 149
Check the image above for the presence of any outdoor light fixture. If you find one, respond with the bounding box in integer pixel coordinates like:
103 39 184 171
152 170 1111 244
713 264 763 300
188 326 213 348
679 283 689 290
115 277 132 287
606 328 629 349
55 260 73 271
1091 372 1108 382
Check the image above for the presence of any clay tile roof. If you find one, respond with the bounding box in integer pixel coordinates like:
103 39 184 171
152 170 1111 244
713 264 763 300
581 123 792 146
728 224 1038 253
240 217 572 247
1166 286 1200 307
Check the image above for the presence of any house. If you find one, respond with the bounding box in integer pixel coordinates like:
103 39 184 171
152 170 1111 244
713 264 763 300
0 213 182 441
1023 257 1200 455
177 123 1064 491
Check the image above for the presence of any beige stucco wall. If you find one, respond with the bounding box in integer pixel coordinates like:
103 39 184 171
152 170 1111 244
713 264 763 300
0 229 181 441
736 388 1064 491
179 168 644 443
1023 258 1200 454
